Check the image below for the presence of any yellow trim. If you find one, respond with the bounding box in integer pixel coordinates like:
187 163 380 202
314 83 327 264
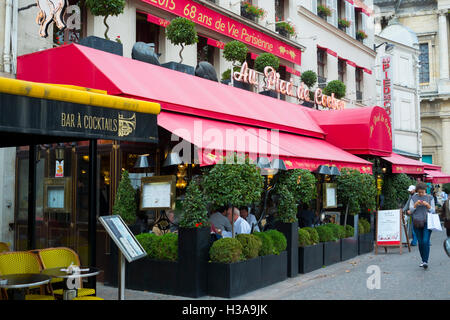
0 77 160 115
47 84 108 95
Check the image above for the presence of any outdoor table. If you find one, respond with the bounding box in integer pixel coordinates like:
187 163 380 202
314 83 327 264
41 267 102 300
0 273 51 300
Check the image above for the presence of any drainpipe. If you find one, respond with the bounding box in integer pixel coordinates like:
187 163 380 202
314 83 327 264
11 0 18 74
3 0 13 73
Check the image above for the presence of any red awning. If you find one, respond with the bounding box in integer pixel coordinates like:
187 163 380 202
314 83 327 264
424 170 450 184
158 112 372 173
17 44 324 139
423 163 441 171
306 106 393 156
381 153 424 174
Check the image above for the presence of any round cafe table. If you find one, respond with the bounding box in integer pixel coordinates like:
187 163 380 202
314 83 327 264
41 267 102 300
0 273 51 300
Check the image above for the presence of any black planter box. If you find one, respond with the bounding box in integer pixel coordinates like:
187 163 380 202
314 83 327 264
207 257 261 298
323 240 341 266
240 7 257 22
301 100 315 108
161 62 195 75
275 222 298 277
177 227 211 298
221 79 231 85
340 237 358 261
298 243 324 273
79 36 123 56
260 251 287 287
358 232 374 255
259 90 278 98
233 80 251 91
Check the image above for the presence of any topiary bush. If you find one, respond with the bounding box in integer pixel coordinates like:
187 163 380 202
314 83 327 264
315 225 336 242
301 70 317 89
359 218 371 235
345 225 355 238
324 223 345 240
221 66 241 81
113 170 137 225
136 233 159 259
382 173 416 210
322 80 346 99
275 169 317 206
360 173 377 212
223 40 248 66
85 0 125 40
236 234 262 260
179 179 209 228
298 228 312 247
276 185 298 223
209 237 244 263
166 17 198 63
253 231 275 256
254 53 280 73
264 230 287 255
303 227 319 245
136 233 178 261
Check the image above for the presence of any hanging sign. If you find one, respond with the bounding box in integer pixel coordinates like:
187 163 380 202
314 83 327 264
381 56 392 116
36 2 81 38
55 160 64 178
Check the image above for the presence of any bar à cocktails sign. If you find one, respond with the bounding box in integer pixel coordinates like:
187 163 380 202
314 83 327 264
141 0 301 65
234 62 346 110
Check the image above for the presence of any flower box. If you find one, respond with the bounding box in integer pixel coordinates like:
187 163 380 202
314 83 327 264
207 257 262 298
340 237 358 261
323 240 341 266
298 243 324 273
358 232 374 255
275 221 299 277
240 2 265 22
260 251 287 287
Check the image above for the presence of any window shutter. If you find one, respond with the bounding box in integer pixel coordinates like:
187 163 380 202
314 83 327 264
361 13 367 45
350 4 356 37
345 1 351 35
332 0 338 27
326 0 333 24
311 0 317 14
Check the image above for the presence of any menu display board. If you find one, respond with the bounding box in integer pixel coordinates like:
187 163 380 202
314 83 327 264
323 183 337 209
140 175 176 210
99 215 147 263
376 209 401 246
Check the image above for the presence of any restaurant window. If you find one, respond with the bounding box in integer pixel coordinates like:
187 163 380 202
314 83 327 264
338 59 346 83
136 12 160 53
197 36 215 65
355 67 363 101
275 0 285 21
317 48 327 87
419 43 430 84
337 0 344 22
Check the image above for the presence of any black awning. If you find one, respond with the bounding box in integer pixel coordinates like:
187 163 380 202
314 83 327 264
0 93 158 147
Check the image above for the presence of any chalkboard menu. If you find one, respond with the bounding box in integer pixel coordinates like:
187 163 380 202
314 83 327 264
99 215 147 263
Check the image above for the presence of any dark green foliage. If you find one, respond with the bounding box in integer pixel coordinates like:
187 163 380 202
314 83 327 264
360 174 377 211
325 223 345 239
179 180 209 228
254 53 280 73
443 183 450 194
136 233 178 261
202 154 264 210
223 40 248 65
166 17 198 63
345 225 355 238
221 66 241 81
303 227 319 245
382 174 416 210
298 228 312 247
336 168 363 215
275 169 317 205
358 218 371 234
276 185 298 223
265 230 287 255
113 170 137 225
315 225 336 242
301 70 317 89
85 0 125 40
322 80 346 99
209 237 243 263
236 234 262 260
253 232 275 256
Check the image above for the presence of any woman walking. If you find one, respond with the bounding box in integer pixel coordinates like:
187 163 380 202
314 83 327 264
408 182 435 269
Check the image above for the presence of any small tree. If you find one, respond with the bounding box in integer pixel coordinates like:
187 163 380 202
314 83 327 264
359 173 377 212
223 40 248 66
166 17 198 64
323 80 346 99
336 168 363 226
301 70 317 89
85 0 126 40
179 179 209 228
276 185 297 223
275 169 317 205
382 173 416 209
254 53 280 73
113 170 137 225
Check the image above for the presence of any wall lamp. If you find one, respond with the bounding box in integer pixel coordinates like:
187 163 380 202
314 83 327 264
374 41 395 53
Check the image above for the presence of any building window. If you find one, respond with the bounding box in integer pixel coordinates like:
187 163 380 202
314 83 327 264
338 59 346 83
317 48 327 87
197 36 215 65
419 43 430 84
355 67 363 101
136 12 160 53
422 155 433 164
275 0 285 21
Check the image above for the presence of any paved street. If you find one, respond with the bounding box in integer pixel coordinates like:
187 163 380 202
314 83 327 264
97 229 450 300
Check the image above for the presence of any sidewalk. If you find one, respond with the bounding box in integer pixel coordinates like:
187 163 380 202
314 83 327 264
97 229 450 300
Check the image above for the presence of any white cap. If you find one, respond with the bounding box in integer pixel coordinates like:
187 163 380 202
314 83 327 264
408 185 416 192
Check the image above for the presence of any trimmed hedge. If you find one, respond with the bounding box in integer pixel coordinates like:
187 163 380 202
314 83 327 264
315 225 336 242
303 227 319 245
236 234 262 260
136 232 178 261
209 237 244 263
345 225 355 238
253 232 275 256
264 230 287 255
298 228 311 247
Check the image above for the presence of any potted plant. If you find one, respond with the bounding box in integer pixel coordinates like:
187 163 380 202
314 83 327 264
358 218 373 254
275 18 296 38
113 170 137 229
316 224 340 266
298 227 324 273
163 17 198 74
255 53 280 98
337 168 363 232
221 67 241 85
253 231 287 287
241 1 265 22
323 80 346 99
338 18 351 31
356 30 368 41
82 0 125 56
358 173 377 231
300 70 317 108
223 40 249 90
340 224 358 261
317 4 332 19
207 237 262 298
